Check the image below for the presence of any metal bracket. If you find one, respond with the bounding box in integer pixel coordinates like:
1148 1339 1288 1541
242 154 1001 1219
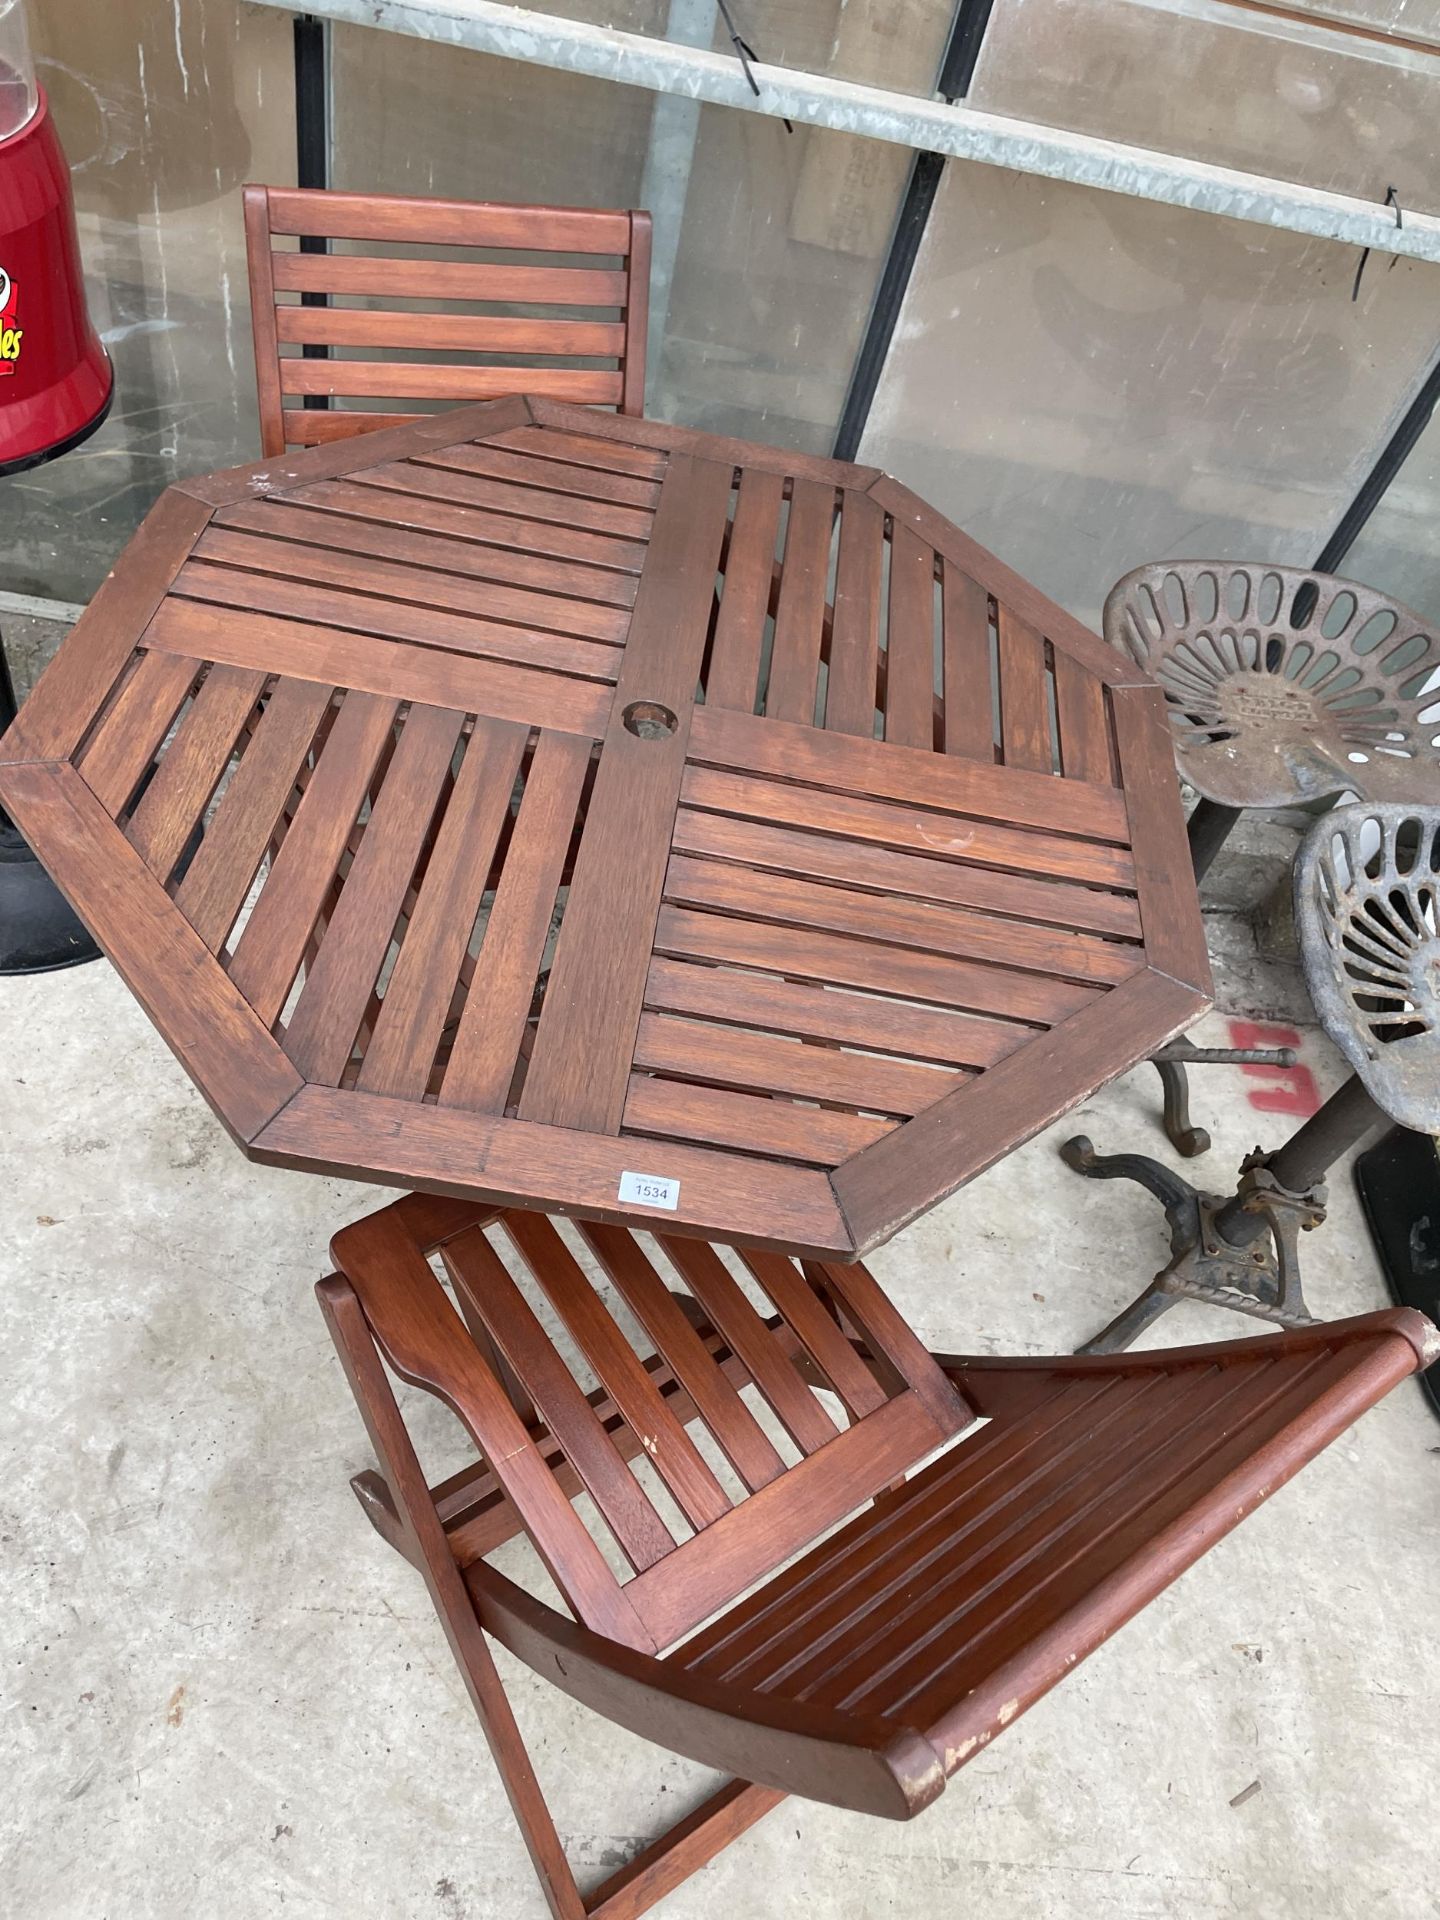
1062 1136 1325 1354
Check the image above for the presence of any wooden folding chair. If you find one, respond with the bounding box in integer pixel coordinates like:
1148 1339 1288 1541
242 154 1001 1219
319 1191 1436 1920
243 185 651 455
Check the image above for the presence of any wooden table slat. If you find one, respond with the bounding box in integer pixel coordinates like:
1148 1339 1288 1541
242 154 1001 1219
125 664 268 883
144 600 613 742
376 453 656 541
227 690 400 1028
440 729 592 1114
679 764 1136 895
420 440 662 510
298 474 648 574
77 650 200 819
705 468 784 715
764 480 835 727
359 716 530 1101
654 905 1101 1027
1053 647 1116 786
884 527 937 751
215 495 639 608
348 465 647 564
823 490 884 738
940 564 996 762
997 607 1054 775
644 957 1027 1071
489 422 669 480
192 524 633 643
625 1074 894 1165
671 805 1143 940
173 678 335 953
283 703 467 1085
634 1011 965 1116
175 557 622 683
664 854 1138 988
688 704 1131 846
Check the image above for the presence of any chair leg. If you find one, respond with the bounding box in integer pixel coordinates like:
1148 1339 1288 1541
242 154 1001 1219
584 1781 785 1920
316 1275 786 1920
318 1275 588 1920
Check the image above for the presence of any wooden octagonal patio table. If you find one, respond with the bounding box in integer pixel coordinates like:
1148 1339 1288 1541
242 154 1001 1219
0 395 1210 1257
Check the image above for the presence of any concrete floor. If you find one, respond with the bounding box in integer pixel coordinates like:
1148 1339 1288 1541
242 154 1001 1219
2 956 1437 1919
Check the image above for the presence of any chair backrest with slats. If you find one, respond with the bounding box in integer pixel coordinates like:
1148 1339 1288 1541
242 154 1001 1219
243 185 652 456
331 1199 974 1656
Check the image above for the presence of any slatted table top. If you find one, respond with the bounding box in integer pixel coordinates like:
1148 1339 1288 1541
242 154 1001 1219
0 395 1209 1257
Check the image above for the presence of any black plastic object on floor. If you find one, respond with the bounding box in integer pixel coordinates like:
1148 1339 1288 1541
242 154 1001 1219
1355 1126 1440 1423
0 818 100 972
0 644 101 974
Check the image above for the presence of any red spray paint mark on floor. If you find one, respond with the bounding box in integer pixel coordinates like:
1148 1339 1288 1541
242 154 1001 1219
1227 1019 1321 1118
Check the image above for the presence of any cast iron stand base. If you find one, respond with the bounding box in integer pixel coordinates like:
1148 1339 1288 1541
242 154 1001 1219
1063 1075 1385 1353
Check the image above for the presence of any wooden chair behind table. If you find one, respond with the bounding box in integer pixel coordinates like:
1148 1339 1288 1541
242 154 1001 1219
317 1189 1437 1920
242 183 651 455
239 183 650 974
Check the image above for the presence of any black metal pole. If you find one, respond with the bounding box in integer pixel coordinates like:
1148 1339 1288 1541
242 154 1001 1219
1212 1074 1386 1247
1315 348 1440 575
833 152 945 462
295 14 329 192
294 14 332 413
832 0 995 462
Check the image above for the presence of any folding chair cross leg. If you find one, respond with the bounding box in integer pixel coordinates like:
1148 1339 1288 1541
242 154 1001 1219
319 1191 1437 1918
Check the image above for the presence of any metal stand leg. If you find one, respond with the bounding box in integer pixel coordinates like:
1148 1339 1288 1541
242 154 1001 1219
1061 1075 1382 1353
1152 1044 1209 1158
1148 1036 1298 1158
1129 796 1292 1155
0 635 100 975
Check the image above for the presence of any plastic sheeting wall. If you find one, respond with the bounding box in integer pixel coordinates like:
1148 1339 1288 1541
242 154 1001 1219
858 161 1440 629
328 2 953 450
1 0 294 603
1343 404 1440 623
969 0 1440 213
3 0 1438 630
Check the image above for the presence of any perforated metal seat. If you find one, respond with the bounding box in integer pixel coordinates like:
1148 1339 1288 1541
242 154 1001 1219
1296 802 1440 1134
1106 561 1440 808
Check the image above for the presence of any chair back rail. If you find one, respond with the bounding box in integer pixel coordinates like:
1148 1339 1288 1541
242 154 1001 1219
244 185 651 456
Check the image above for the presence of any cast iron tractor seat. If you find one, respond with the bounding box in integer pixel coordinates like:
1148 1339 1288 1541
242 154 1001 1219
1092 560 1440 1159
